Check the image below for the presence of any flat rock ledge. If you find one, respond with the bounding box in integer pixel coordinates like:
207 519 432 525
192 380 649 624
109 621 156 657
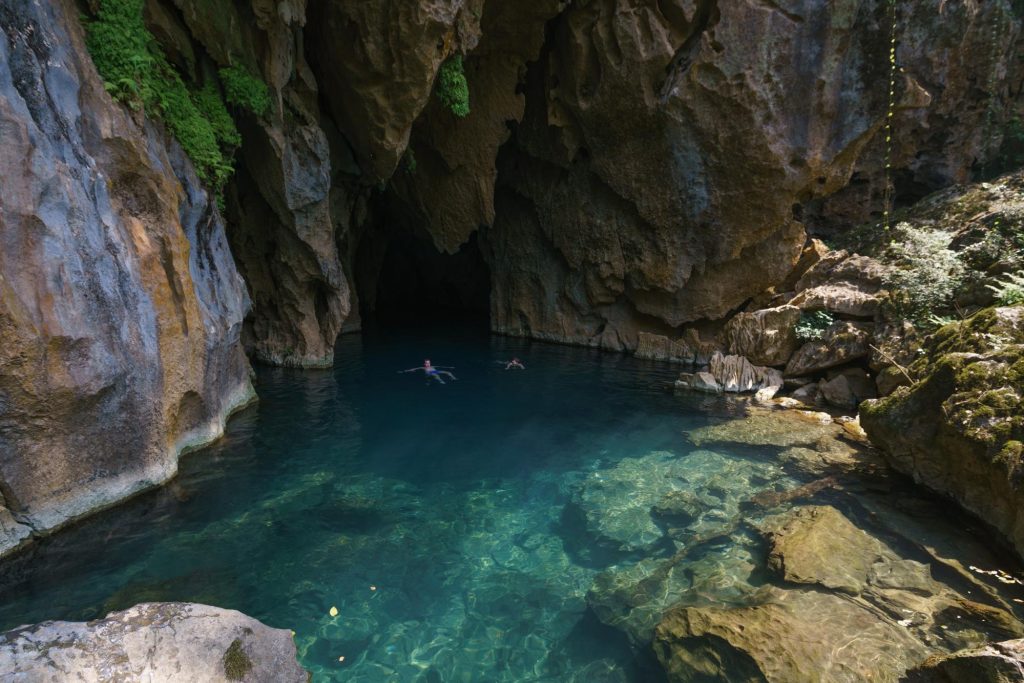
0 603 308 682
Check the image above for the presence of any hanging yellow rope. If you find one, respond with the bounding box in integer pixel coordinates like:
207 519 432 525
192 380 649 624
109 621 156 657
881 0 898 231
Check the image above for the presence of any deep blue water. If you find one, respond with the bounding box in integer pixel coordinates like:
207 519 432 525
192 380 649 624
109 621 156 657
3 322 1016 681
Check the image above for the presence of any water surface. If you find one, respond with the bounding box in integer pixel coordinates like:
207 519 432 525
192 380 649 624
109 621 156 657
1 321 1021 681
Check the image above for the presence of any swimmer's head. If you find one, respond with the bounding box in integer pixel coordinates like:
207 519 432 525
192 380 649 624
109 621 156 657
424 359 431 366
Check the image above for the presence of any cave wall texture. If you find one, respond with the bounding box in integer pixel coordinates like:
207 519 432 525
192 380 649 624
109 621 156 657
0 0 1022 554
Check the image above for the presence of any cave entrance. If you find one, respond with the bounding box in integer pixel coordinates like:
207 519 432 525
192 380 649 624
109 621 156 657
354 226 491 327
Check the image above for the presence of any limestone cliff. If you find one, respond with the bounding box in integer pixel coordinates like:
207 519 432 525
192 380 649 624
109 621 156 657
0 0 253 555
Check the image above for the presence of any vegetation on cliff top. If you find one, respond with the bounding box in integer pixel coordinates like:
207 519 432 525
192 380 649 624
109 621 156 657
436 55 470 117
84 0 266 197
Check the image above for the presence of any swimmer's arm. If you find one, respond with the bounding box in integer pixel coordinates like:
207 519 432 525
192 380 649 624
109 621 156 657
398 366 425 373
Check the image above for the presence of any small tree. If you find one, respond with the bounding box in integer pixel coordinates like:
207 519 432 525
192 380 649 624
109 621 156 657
883 222 966 325
436 56 470 117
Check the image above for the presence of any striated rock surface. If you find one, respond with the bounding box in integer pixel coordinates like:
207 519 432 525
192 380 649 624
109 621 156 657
0 602 308 682
0 0 254 556
724 306 801 367
861 306 1024 556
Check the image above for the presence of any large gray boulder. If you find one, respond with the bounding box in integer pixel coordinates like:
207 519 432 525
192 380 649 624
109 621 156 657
0 603 308 682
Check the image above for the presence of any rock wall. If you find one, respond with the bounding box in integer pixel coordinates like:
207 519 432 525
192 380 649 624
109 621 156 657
0 0 254 556
349 0 1023 351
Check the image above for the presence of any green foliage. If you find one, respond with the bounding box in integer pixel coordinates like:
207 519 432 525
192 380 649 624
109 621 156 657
84 0 238 193
193 81 241 151
219 64 272 117
436 55 470 117
988 272 1024 306
883 222 966 326
794 310 835 343
222 639 252 681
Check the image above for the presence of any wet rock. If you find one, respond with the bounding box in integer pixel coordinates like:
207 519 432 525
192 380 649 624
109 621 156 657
653 586 929 683
759 506 934 596
860 306 1024 556
0 505 31 558
0 602 308 682
724 305 802 367
691 372 722 394
636 331 719 367
904 639 1024 682
652 491 702 526
0 0 253 556
786 321 873 377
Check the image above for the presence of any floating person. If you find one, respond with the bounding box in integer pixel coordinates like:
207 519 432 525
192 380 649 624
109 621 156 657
502 357 526 371
399 359 458 384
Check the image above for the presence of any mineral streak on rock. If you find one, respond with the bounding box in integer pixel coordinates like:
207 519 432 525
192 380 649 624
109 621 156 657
0 0 254 556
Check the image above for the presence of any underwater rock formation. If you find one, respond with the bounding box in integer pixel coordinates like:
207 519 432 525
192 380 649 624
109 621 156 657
0 602 308 682
0 0 253 557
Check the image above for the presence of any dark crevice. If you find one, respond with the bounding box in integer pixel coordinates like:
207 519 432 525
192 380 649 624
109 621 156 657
658 0 720 103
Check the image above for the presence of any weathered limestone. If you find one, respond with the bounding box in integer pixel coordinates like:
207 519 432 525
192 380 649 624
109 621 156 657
0 603 308 682
786 321 873 377
724 306 801 367
0 0 254 556
861 306 1024 557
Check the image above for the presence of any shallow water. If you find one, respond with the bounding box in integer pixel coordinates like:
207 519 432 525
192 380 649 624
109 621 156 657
1 321 1021 681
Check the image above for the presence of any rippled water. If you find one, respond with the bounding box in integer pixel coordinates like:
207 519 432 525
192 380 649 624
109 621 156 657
1 321 1021 681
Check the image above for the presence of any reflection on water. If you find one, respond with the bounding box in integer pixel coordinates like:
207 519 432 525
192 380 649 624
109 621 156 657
1 320 1021 681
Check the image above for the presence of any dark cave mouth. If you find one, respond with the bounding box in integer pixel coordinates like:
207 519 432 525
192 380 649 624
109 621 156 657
354 229 491 326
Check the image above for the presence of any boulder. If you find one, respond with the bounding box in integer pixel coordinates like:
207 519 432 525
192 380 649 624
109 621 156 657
779 239 831 292
692 371 722 394
786 321 873 377
724 305 802 367
860 306 1024 557
653 586 929 683
709 352 784 394
820 369 876 410
0 603 308 682
904 639 1024 682
790 252 888 318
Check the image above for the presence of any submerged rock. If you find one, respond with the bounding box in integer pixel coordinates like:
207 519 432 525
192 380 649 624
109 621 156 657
0 603 308 682
653 586 929 683
904 639 1024 682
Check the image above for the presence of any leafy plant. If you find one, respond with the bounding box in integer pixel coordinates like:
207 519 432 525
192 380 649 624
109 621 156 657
85 0 239 194
987 272 1024 306
436 55 470 117
219 64 271 117
794 310 835 343
883 223 966 325
404 148 418 174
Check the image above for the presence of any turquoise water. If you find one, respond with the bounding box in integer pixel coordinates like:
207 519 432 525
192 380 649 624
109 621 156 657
2 322 1019 681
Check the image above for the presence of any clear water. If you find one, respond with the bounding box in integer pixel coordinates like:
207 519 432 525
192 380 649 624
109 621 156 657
1 321 1020 681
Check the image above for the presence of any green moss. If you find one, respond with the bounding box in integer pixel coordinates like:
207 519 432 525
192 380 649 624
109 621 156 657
223 639 252 681
436 55 470 117
219 64 272 117
84 0 237 193
794 310 834 343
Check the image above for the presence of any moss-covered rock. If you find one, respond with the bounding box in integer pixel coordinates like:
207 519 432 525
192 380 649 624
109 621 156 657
860 306 1024 556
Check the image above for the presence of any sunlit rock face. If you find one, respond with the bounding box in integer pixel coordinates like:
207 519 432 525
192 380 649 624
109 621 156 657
0 603 309 682
0 0 253 554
